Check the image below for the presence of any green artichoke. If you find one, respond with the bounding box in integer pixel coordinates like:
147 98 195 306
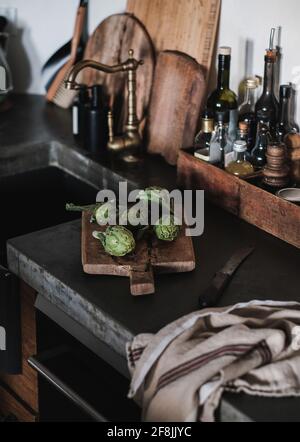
119 202 149 229
138 187 169 206
154 215 181 242
93 226 136 257
94 201 120 226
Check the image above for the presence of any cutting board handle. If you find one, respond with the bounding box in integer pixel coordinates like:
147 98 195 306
130 265 155 296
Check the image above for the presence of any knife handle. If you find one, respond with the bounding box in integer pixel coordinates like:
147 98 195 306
198 272 230 309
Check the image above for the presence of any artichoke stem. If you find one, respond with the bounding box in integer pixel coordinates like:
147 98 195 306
66 203 98 213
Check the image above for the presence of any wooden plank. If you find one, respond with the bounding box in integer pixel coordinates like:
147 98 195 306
177 151 300 249
0 384 38 422
239 181 300 249
151 229 195 274
146 51 206 165
83 13 155 133
1 282 38 413
82 211 195 295
127 0 221 78
177 151 240 215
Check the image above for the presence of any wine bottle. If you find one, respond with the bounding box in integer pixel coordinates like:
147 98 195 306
194 109 214 162
255 31 279 139
209 110 233 168
251 123 270 170
207 47 238 141
238 78 258 150
276 84 294 142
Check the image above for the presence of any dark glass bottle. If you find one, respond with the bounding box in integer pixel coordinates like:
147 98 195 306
255 49 279 139
207 47 238 141
238 78 258 150
72 85 90 146
87 85 108 154
194 109 214 161
251 123 270 170
209 110 232 168
276 84 294 142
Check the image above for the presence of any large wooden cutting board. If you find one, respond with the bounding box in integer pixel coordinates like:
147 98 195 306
127 0 221 78
81 212 195 296
82 13 155 133
145 51 206 165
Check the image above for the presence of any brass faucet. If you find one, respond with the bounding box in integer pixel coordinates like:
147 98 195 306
65 49 144 162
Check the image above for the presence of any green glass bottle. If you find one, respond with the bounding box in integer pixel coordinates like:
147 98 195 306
207 47 238 141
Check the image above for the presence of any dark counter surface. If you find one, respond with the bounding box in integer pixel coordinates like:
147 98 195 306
3 95 300 422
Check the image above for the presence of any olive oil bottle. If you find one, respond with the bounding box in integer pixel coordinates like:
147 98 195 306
226 141 254 178
207 47 238 141
255 30 279 139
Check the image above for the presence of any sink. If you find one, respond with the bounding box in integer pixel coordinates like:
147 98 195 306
0 141 133 266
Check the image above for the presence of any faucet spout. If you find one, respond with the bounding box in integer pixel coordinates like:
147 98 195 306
65 50 143 91
65 49 144 162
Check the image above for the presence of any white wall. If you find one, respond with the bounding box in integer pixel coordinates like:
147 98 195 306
1 0 299 123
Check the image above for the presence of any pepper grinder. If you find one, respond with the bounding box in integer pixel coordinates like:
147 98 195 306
263 142 290 189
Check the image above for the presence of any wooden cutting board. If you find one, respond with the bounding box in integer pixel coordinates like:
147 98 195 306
145 51 206 165
82 13 155 133
81 212 195 296
127 0 221 78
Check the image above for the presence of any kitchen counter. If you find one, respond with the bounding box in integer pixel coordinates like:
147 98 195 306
3 95 300 422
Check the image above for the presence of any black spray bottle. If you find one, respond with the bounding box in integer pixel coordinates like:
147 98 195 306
72 85 90 147
87 85 108 153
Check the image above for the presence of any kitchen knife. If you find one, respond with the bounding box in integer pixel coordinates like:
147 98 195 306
199 247 255 309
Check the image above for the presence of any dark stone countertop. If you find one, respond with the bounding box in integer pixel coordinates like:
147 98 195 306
3 95 300 422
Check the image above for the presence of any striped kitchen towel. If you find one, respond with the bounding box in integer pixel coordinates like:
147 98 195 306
126 300 300 422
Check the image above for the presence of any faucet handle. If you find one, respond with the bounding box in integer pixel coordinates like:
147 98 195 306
108 110 114 143
128 49 144 67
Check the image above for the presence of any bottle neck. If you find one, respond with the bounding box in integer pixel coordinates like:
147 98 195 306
279 96 291 125
256 129 269 148
215 122 229 136
243 87 256 110
217 55 231 90
263 57 275 95
235 150 246 162
201 118 214 134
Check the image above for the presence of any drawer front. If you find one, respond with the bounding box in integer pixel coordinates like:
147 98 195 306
1 282 38 412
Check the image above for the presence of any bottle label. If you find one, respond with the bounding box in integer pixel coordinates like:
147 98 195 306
225 151 235 168
72 106 79 135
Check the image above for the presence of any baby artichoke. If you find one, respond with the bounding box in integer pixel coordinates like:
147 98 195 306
66 201 119 225
119 202 149 229
94 201 120 225
138 187 169 206
154 215 181 242
93 226 136 257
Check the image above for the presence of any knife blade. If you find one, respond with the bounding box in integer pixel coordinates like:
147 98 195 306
198 247 255 309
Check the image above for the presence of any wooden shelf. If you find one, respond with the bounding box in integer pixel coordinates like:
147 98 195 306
177 151 300 249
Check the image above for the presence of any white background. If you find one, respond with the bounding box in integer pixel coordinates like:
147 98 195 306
1 0 299 124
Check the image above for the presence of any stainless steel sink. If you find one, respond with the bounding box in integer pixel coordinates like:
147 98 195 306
0 141 129 265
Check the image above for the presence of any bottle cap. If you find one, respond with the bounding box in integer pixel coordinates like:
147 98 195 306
280 84 292 99
234 140 247 152
216 110 229 124
245 78 258 89
265 49 277 62
219 46 231 56
239 121 248 132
